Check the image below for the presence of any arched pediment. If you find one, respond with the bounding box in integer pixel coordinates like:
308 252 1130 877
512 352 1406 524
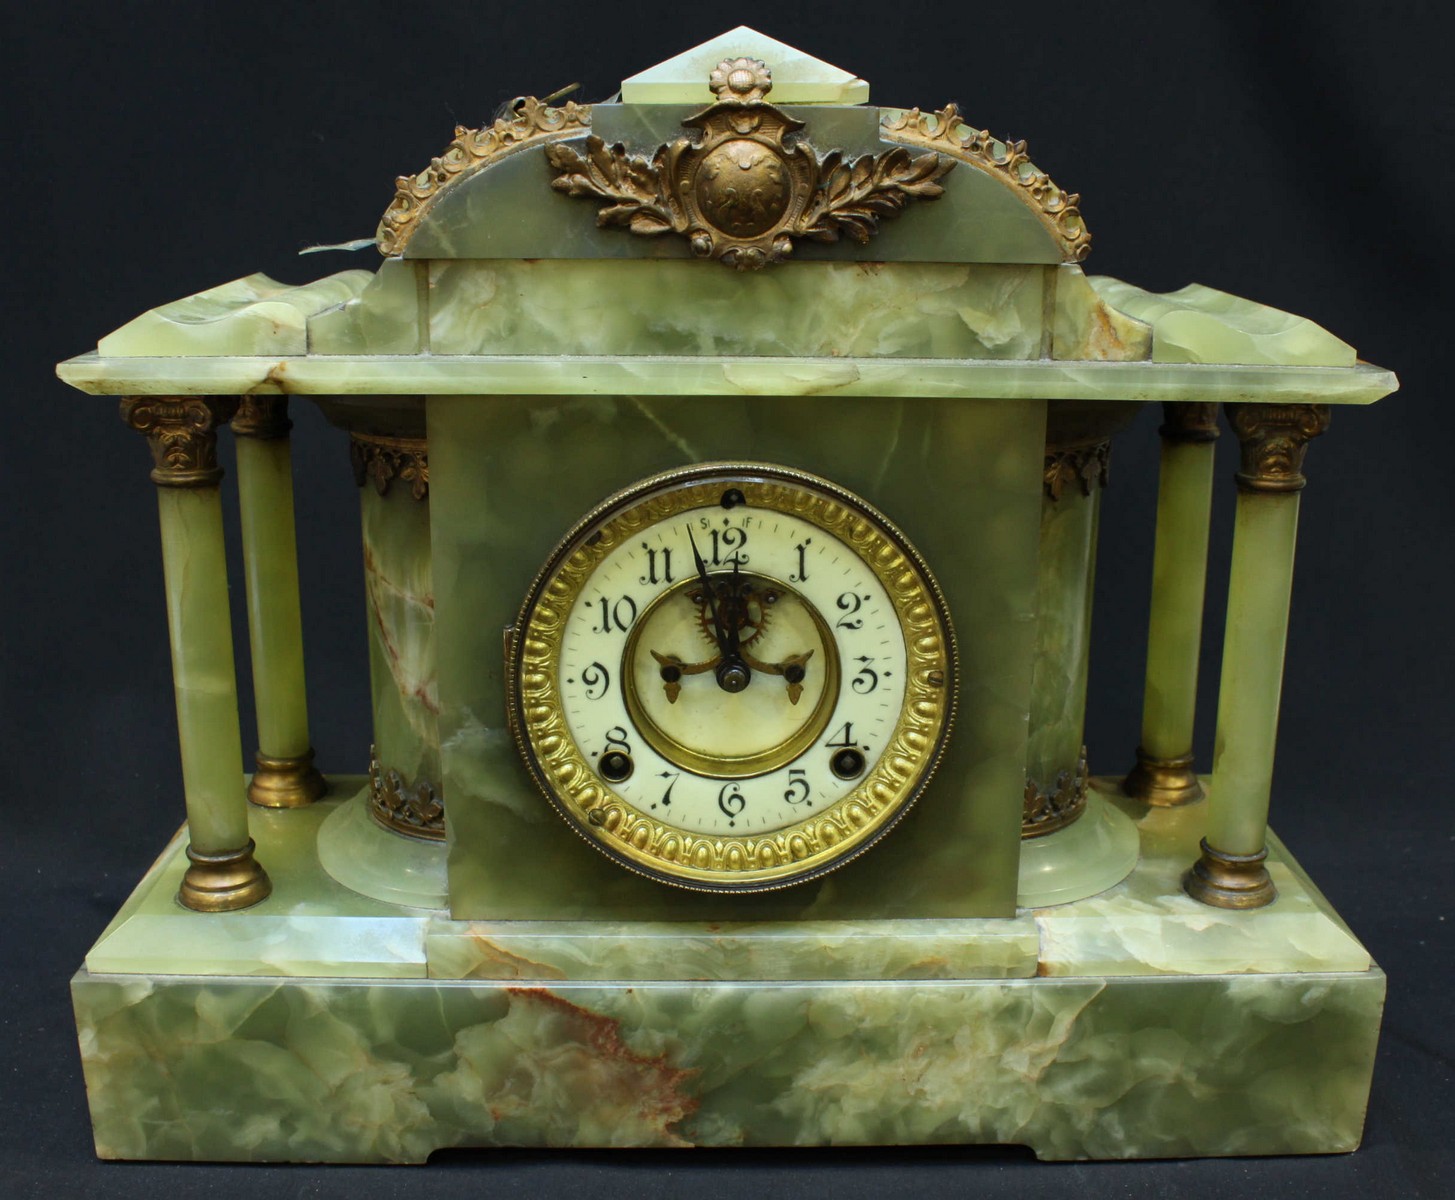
377 30 1087 267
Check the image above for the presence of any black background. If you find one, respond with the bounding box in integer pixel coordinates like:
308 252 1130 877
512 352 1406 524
6 2 1453 1196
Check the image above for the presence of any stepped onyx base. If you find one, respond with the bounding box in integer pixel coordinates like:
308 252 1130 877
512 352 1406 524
71 780 1383 1163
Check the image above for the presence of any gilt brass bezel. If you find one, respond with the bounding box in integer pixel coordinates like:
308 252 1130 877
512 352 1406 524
507 462 957 892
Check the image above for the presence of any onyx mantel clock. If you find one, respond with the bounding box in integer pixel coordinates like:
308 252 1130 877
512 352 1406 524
56 28 1398 1163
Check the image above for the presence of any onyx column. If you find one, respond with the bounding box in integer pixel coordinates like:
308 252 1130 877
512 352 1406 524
120 395 270 911
1185 403 1330 908
1124 402 1219 805
232 396 326 807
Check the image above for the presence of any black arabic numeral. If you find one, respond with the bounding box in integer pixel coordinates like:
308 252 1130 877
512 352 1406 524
826 722 856 748
783 768 811 806
604 727 632 755
596 594 638 634
851 656 879 694
580 661 611 700
657 771 679 808
710 526 749 566
639 545 674 586
717 782 747 820
835 591 864 630
791 539 812 582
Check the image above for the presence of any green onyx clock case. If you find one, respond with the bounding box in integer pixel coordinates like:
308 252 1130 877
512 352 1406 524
55 27 1398 1164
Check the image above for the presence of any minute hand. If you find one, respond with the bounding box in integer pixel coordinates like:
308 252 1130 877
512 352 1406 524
686 529 730 658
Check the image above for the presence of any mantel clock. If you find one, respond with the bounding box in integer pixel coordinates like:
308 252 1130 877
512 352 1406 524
57 28 1399 1164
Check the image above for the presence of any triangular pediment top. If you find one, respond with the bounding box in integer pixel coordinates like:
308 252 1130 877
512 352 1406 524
620 27 869 105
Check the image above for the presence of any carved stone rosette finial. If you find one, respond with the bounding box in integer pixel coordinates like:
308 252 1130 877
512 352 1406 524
1043 442 1111 502
1159 402 1220 444
120 396 239 487
709 56 773 101
231 395 293 440
1227 403 1331 493
350 433 430 500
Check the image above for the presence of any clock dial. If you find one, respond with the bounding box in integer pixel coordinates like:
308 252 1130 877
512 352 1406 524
509 463 955 891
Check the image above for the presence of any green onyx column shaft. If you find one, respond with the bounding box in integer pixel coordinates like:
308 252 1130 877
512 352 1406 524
1124 403 1220 806
1185 403 1331 909
232 397 326 807
120 396 270 912
1022 442 1107 835
351 434 443 841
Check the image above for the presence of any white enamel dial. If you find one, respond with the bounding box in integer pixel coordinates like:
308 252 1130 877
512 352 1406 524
509 463 955 892
558 504 905 836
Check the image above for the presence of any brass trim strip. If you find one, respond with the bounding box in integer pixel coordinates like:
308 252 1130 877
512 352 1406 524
1043 442 1110 501
880 104 1090 262
350 432 429 500
377 97 592 256
1022 746 1089 838
368 747 445 841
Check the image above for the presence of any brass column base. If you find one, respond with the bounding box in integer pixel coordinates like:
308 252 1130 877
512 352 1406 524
178 839 272 912
1183 838 1277 910
248 748 328 808
1123 747 1204 806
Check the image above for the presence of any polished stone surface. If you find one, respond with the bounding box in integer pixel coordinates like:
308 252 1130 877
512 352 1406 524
360 485 438 795
67 262 1390 387
402 131 1079 265
1026 482 1099 792
235 433 311 760
426 393 1045 921
83 774 1371 984
427 916 1041 982
316 789 448 911
98 271 370 357
1092 277 1357 366
84 784 434 980
72 965 1384 1161
1017 791 1139 909
72 765 1385 1162
1036 781 1371 975
425 261 1058 359
309 257 422 355
57 350 1399 404
620 27 869 105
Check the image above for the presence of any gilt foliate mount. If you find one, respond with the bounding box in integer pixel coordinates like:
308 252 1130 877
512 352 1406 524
546 58 954 270
374 56 1092 264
